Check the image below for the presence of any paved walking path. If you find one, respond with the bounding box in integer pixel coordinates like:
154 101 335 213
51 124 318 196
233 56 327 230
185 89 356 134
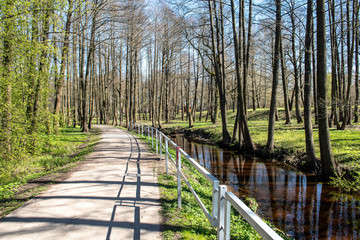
0 125 162 240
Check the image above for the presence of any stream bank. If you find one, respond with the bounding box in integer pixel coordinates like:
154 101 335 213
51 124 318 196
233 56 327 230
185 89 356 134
162 126 318 175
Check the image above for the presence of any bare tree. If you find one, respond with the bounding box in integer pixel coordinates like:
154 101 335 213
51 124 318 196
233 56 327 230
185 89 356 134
316 0 340 179
303 0 317 167
267 0 281 152
207 0 231 143
230 0 255 151
54 0 74 133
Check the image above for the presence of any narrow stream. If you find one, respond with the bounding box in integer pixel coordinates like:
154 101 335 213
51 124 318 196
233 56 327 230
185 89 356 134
170 134 360 239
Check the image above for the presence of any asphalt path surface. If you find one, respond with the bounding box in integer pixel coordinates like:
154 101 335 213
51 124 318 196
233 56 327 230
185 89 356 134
0 125 162 240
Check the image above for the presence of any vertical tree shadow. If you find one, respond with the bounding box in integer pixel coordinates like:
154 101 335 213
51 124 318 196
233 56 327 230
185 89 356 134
106 132 142 240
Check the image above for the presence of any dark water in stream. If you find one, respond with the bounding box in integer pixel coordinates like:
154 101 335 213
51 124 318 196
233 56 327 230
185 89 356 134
170 134 360 240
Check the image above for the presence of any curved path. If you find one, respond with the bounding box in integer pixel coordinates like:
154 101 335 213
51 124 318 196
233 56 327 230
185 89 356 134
0 125 162 240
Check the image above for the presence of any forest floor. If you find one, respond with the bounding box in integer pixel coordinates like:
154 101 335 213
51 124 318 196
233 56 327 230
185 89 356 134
140 109 360 191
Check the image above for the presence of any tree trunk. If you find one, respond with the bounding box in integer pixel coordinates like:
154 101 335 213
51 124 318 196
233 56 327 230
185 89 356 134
192 52 199 123
339 0 345 123
316 0 340 179
328 0 340 129
72 23 78 128
355 13 359 123
186 51 193 128
267 0 281 152
280 37 291 124
304 0 317 167
208 0 231 143
54 0 73 133
230 0 255 151
165 54 170 123
82 3 98 132
341 0 357 129
243 0 253 117
118 45 123 125
290 0 303 124
311 22 318 125
133 50 138 123
152 35 157 126
213 83 219 124
199 69 205 121
87 71 93 129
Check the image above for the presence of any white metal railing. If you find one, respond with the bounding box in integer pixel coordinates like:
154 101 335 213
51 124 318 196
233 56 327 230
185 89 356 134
129 122 283 240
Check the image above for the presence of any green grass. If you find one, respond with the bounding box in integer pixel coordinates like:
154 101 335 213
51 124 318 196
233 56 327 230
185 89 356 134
129 128 288 239
0 126 100 211
158 173 264 240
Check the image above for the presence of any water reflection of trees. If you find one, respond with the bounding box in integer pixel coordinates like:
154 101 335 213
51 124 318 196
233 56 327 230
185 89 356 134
170 135 360 239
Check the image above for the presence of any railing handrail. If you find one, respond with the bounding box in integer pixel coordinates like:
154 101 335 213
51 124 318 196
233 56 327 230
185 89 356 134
130 122 282 240
178 148 219 184
130 122 218 224
225 192 282 240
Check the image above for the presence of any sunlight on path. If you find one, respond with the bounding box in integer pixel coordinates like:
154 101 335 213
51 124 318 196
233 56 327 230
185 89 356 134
0 125 162 240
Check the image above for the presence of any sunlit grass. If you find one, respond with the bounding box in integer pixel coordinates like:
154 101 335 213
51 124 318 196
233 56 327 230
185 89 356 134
0 127 99 200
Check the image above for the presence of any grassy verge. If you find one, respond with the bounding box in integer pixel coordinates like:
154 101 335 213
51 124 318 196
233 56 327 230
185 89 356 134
0 126 100 218
128 128 288 239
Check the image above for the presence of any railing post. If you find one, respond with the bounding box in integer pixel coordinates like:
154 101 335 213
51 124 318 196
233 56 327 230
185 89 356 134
217 185 227 240
156 130 158 154
165 138 169 175
224 194 231 240
151 127 154 148
159 133 162 160
212 180 220 227
147 125 149 141
176 146 182 208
